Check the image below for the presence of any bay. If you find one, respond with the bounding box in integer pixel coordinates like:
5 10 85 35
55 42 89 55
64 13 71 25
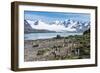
24 32 83 40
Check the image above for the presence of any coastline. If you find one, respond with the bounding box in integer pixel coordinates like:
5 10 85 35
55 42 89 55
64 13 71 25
24 33 90 61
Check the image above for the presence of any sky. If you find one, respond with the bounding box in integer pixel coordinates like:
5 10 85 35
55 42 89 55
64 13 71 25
24 11 90 23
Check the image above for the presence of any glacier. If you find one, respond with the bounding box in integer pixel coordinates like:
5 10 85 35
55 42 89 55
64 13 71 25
25 19 90 33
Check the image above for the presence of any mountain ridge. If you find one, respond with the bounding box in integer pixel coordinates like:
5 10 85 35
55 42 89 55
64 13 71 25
24 19 90 33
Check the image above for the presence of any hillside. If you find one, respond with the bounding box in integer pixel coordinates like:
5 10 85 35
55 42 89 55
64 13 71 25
24 28 90 61
24 19 90 33
24 20 35 33
24 20 56 33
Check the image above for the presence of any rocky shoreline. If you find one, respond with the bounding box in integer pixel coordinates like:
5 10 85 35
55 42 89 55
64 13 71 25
24 33 90 61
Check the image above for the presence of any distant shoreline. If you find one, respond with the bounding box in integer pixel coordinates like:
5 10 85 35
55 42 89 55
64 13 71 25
24 31 84 34
24 32 83 41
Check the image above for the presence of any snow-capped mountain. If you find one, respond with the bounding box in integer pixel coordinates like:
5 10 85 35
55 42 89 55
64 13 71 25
24 20 56 33
24 20 34 33
25 19 90 33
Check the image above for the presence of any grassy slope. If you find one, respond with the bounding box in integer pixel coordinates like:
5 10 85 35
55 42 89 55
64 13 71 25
24 29 90 61
66 29 90 59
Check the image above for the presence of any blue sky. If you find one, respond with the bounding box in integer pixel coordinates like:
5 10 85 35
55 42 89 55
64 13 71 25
24 11 90 23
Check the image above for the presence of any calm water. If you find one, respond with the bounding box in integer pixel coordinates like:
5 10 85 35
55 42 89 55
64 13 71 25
24 32 83 40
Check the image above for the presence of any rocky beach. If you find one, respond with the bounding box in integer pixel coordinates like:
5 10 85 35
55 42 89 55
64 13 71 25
24 30 90 61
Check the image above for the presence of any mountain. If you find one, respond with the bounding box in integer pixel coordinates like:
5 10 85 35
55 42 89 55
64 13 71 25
63 19 73 27
26 20 77 32
83 28 90 35
24 20 56 33
63 20 90 32
24 20 34 33
25 19 90 33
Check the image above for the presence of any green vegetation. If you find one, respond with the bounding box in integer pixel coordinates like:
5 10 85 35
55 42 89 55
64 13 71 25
53 29 90 60
37 29 90 60
37 48 51 56
37 50 45 55
54 34 62 39
25 29 90 61
65 29 90 59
